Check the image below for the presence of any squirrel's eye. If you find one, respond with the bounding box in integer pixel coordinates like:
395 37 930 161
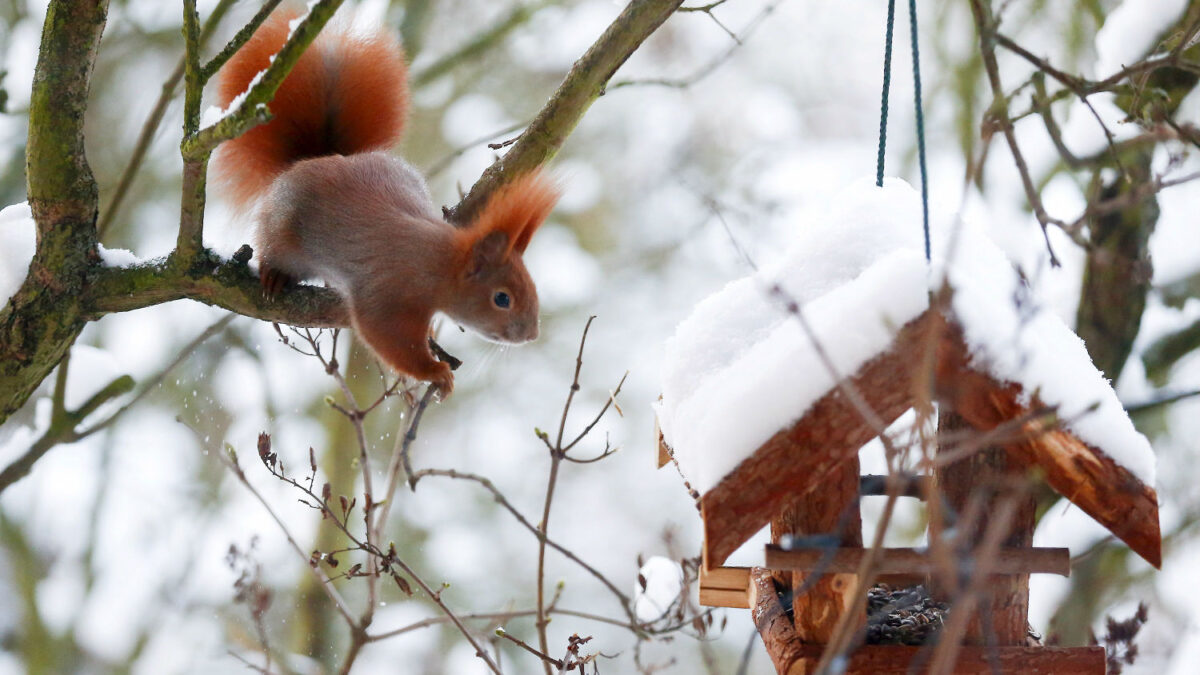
493 291 511 309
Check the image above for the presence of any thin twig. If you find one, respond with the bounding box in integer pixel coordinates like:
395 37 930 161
496 628 565 671
536 316 597 672
201 0 288 81
447 0 687 224
610 0 782 90
926 497 1020 675
971 1 1065 265
75 314 237 439
210 441 357 626
410 467 639 625
425 121 529 179
1125 387 1200 414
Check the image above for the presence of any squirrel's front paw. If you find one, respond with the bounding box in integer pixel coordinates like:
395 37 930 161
429 362 454 400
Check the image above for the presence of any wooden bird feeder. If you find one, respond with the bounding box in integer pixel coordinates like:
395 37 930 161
656 306 1161 674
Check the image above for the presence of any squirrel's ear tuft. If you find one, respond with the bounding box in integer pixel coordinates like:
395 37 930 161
466 231 509 279
469 169 561 256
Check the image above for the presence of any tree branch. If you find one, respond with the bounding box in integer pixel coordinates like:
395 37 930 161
1 0 110 423
85 255 347 327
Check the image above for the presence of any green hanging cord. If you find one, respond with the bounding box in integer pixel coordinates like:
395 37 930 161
875 0 896 188
908 0 930 262
875 0 931 262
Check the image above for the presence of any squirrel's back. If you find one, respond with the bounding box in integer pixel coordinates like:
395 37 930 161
214 12 409 207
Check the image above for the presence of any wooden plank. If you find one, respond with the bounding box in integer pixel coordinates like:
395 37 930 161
700 565 750 590
749 568 806 675
699 565 751 608
699 587 749 609
792 644 1105 674
654 410 670 469
771 458 862 643
932 317 1162 568
701 315 932 567
764 546 1070 577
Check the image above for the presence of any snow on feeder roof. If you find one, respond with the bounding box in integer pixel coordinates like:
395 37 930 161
657 178 1160 568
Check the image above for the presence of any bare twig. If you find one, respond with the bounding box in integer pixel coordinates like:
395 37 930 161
926 497 1020 675
425 121 529 179
971 1 1065 265
209 438 357 627
611 0 782 90
410 467 639 624
0 315 234 494
201 0 288 81
1126 387 1200 414
496 627 566 671
536 316 599 672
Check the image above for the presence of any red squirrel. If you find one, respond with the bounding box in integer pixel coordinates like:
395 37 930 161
214 12 560 396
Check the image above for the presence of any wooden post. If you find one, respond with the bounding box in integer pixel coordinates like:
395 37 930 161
934 410 1037 645
772 456 863 643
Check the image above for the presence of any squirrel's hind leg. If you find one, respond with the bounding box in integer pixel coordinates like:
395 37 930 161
255 220 306 299
259 261 295 299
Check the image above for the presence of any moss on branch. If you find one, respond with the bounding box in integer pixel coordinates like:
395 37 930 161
87 253 347 327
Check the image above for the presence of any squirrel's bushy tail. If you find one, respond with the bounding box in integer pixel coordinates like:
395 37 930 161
215 12 409 208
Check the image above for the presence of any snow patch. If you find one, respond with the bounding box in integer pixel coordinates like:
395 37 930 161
0 202 36 306
634 556 683 622
97 244 143 268
1095 0 1187 77
200 67 268 129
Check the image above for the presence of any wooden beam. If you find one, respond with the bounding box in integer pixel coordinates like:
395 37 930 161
794 644 1106 674
701 315 931 567
699 566 751 608
772 458 862 643
699 587 749 609
933 318 1162 568
749 568 806 675
764 546 1070 577
1014 427 1160 567
859 474 931 498
934 410 1037 645
696 566 926 608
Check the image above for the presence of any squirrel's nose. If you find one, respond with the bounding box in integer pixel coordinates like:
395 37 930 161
509 318 538 343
